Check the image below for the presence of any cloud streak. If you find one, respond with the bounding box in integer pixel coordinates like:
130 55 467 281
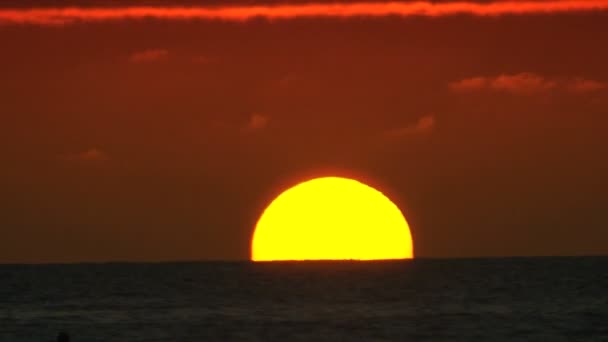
129 49 169 63
1 1 608 25
62 148 109 163
450 73 606 94
384 114 436 140
243 113 270 132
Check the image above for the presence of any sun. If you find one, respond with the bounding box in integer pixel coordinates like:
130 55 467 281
251 177 413 261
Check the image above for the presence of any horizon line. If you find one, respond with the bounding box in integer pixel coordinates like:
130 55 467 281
1 254 607 266
2 1 608 25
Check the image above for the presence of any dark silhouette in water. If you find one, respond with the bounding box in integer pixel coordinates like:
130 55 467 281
57 331 69 342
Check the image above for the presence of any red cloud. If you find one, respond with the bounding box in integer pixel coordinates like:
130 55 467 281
1 1 608 25
449 77 488 92
450 73 606 95
490 73 557 94
63 148 109 163
129 49 169 63
567 78 607 93
243 113 270 132
384 114 435 140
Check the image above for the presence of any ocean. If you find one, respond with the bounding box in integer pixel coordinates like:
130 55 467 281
1 257 607 341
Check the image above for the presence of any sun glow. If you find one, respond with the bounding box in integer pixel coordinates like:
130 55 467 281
251 177 413 261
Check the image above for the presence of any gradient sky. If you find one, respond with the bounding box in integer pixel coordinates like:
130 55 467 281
1 0 607 263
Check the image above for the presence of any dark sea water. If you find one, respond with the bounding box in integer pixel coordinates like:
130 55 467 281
1 257 607 341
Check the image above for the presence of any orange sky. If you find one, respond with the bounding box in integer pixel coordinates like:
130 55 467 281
1 0 607 263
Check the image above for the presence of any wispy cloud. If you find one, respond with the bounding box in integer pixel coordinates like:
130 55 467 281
191 55 212 64
1 1 608 25
129 49 169 63
62 148 109 163
243 113 270 132
449 77 488 93
450 73 606 95
490 73 557 94
567 78 607 93
384 114 436 140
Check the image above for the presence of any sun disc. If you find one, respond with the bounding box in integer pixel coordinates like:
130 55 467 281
251 177 413 261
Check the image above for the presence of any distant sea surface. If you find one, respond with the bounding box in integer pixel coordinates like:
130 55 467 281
1 257 607 341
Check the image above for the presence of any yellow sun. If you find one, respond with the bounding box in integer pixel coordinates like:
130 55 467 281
251 177 413 261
